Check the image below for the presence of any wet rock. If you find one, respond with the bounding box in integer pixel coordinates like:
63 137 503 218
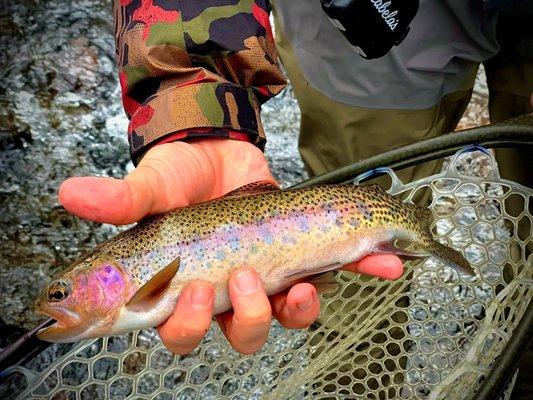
263 87 308 188
456 65 490 131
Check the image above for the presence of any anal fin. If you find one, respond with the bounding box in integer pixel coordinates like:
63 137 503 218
283 263 343 294
284 263 343 281
375 242 429 260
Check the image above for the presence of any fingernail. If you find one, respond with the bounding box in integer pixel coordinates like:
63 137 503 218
296 296 314 312
191 285 211 308
235 270 258 294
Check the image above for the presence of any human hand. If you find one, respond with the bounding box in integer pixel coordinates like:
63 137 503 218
59 139 403 355
59 139 275 224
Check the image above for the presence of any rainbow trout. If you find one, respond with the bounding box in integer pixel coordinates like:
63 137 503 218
34 182 473 342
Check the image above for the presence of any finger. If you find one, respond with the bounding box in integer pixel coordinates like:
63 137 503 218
271 283 320 329
58 141 212 225
343 254 404 280
217 269 272 355
158 282 214 355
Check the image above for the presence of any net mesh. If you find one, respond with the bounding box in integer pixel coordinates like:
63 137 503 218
1 147 531 400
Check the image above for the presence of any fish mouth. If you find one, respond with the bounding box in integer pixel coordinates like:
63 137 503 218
34 304 86 343
36 322 88 343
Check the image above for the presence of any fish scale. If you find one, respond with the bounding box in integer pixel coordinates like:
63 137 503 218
34 183 473 342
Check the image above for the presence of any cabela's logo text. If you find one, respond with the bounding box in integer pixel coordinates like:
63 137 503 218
370 0 399 31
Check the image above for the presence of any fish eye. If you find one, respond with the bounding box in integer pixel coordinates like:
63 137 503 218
48 281 71 302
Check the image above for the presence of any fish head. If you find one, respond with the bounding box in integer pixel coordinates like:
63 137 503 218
35 257 133 342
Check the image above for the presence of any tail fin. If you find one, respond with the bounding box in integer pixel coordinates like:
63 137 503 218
406 203 475 276
423 241 475 276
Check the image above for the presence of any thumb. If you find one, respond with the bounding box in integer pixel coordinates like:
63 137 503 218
58 164 184 225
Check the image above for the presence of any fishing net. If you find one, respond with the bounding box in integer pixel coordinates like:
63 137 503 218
1 146 531 400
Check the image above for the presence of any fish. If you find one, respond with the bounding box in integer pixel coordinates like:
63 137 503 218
34 182 473 342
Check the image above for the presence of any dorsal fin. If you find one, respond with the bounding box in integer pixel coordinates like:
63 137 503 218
125 257 180 311
223 181 280 198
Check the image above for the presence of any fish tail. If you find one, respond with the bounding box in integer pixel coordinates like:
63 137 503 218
405 203 475 276
423 239 475 276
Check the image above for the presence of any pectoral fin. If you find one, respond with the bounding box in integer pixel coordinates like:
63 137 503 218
126 257 180 311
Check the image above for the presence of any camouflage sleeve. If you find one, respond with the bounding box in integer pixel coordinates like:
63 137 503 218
114 0 287 164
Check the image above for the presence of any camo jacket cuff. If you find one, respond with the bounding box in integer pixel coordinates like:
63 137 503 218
127 82 265 162
115 0 287 164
